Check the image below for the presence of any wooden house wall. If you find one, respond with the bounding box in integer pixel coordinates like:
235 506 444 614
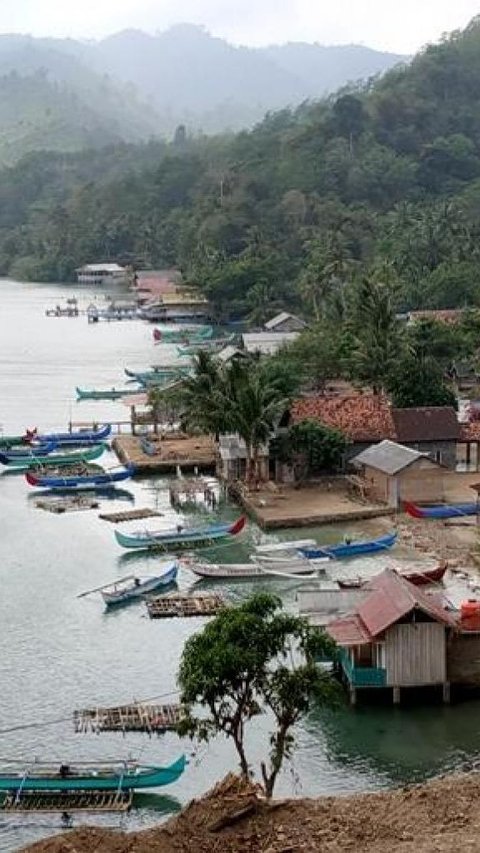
447 634 480 685
385 623 446 685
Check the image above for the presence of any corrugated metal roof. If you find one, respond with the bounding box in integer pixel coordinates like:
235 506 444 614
242 332 299 355
77 263 125 272
264 312 305 330
352 440 432 475
357 569 456 637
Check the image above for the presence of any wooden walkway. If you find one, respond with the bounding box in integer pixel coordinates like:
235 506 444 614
99 508 163 523
74 703 182 734
2 790 132 812
147 593 225 619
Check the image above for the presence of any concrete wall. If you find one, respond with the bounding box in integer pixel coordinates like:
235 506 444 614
360 459 445 508
405 440 457 470
385 622 446 686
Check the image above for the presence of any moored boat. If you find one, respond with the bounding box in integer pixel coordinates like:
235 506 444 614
0 434 30 449
0 755 186 792
25 424 111 445
299 531 397 560
337 563 448 589
152 325 213 343
102 562 178 606
115 515 246 551
1 440 57 458
0 444 106 470
177 334 235 356
187 559 319 579
25 464 134 489
76 387 143 401
404 501 479 519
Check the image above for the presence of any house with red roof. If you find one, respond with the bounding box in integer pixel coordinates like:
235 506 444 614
325 569 458 705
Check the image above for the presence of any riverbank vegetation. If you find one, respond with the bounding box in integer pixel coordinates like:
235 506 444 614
1 17 480 322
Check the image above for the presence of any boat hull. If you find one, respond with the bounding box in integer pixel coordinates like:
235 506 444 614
338 564 447 589
404 501 479 519
25 464 134 489
0 756 186 792
76 388 142 400
26 425 112 444
102 565 178 605
1 444 106 470
299 532 397 560
115 516 246 550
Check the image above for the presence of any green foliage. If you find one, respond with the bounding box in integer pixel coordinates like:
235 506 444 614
177 592 339 797
272 420 348 480
349 279 406 393
387 354 458 409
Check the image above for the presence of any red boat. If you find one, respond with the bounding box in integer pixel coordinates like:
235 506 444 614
337 563 448 589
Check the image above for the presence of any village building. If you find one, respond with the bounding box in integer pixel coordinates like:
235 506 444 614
242 332 300 356
217 434 269 482
290 395 461 468
264 312 306 333
351 440 446 508
76 263 128 285
406 309 465 325
325 569 457 705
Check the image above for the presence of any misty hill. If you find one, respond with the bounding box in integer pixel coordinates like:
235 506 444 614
80 25 407 131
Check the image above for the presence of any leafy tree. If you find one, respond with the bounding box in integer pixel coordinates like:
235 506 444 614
387 353 458 409
177 592 338 798
350 279 406 393
272 419 348 481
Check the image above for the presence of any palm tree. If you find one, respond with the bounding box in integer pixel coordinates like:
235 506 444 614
351 278 407 394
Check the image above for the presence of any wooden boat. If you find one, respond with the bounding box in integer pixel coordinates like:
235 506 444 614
1 440 57 458
152 325 213 343
1 444 106 470
0 434 29 449
337 563 448 589
255 539 317 554
404 501 479 519
25 424 111 445
115 515 246 551
0 755 186 792
126 366 191 384
25 464 134 489
75 387 142 401
177 334 235 356
188 560 319 579
102 563 178 606
299 531 397 560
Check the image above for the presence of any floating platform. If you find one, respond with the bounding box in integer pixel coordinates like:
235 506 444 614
99 508 163 523
113 435 216 474
1 790 132 812
35 495 100 513
74 703 182 734
147 593 225 619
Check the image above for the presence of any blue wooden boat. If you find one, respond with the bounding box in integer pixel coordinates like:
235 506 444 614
1 440 57 458
299 531 397 560
404 501 479 519
115 515 246 551
25 425 112 444
102 562 178 606
0 444 106 470
25 464 135 489
0 755 186 792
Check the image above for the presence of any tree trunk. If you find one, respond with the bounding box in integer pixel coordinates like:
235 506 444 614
260 722 290 798
233 732 250 780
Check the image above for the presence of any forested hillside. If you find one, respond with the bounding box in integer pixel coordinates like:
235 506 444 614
2 17 480 316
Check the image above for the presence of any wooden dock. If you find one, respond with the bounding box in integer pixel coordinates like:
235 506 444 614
99 508 163 523
147 593 225 619
2 790 132 812
35 495 100 514
73 703 182 734
113 435 216 474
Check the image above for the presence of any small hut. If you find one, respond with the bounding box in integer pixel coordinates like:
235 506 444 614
351 440 445 508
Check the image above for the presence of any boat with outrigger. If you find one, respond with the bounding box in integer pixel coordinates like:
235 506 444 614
115 515 246 551
0 755 186 792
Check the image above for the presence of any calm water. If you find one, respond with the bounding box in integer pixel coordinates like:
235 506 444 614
1 279 480 850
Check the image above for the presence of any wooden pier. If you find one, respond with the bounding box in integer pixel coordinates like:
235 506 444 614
99 508 163 523
74 703 182 734
113 435 216 474
2 790 132 812
147 593 225 619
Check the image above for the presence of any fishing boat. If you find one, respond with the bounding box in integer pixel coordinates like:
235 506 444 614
337 563 448 589
126 366 191 383
25 424 111 445
299 531 397 560
75 387 143 401
404 501 479 519
187 560 319 579
0 434 30 449
177 334 235 356
101 563 178 606
0 755 186 792
254 539 317 554
114 515 246 551
25 464 134 489
0 444 106 470
153 325 213 343
1 440 57 458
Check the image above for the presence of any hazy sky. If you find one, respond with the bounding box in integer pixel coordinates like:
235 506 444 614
1 0 479 53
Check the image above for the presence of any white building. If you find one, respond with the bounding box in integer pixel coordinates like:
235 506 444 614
76 263 128 285
242 332 299 356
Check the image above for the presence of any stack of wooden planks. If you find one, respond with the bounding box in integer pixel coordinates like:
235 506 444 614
73 703 182 734
147 593 225 619
99 507 163 523
2 790 132 812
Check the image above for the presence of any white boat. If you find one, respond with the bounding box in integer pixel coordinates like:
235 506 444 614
187 561 323 580
254 539 317 554
101 563 178 606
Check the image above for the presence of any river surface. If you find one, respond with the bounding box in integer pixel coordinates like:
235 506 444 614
1 279 480 850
